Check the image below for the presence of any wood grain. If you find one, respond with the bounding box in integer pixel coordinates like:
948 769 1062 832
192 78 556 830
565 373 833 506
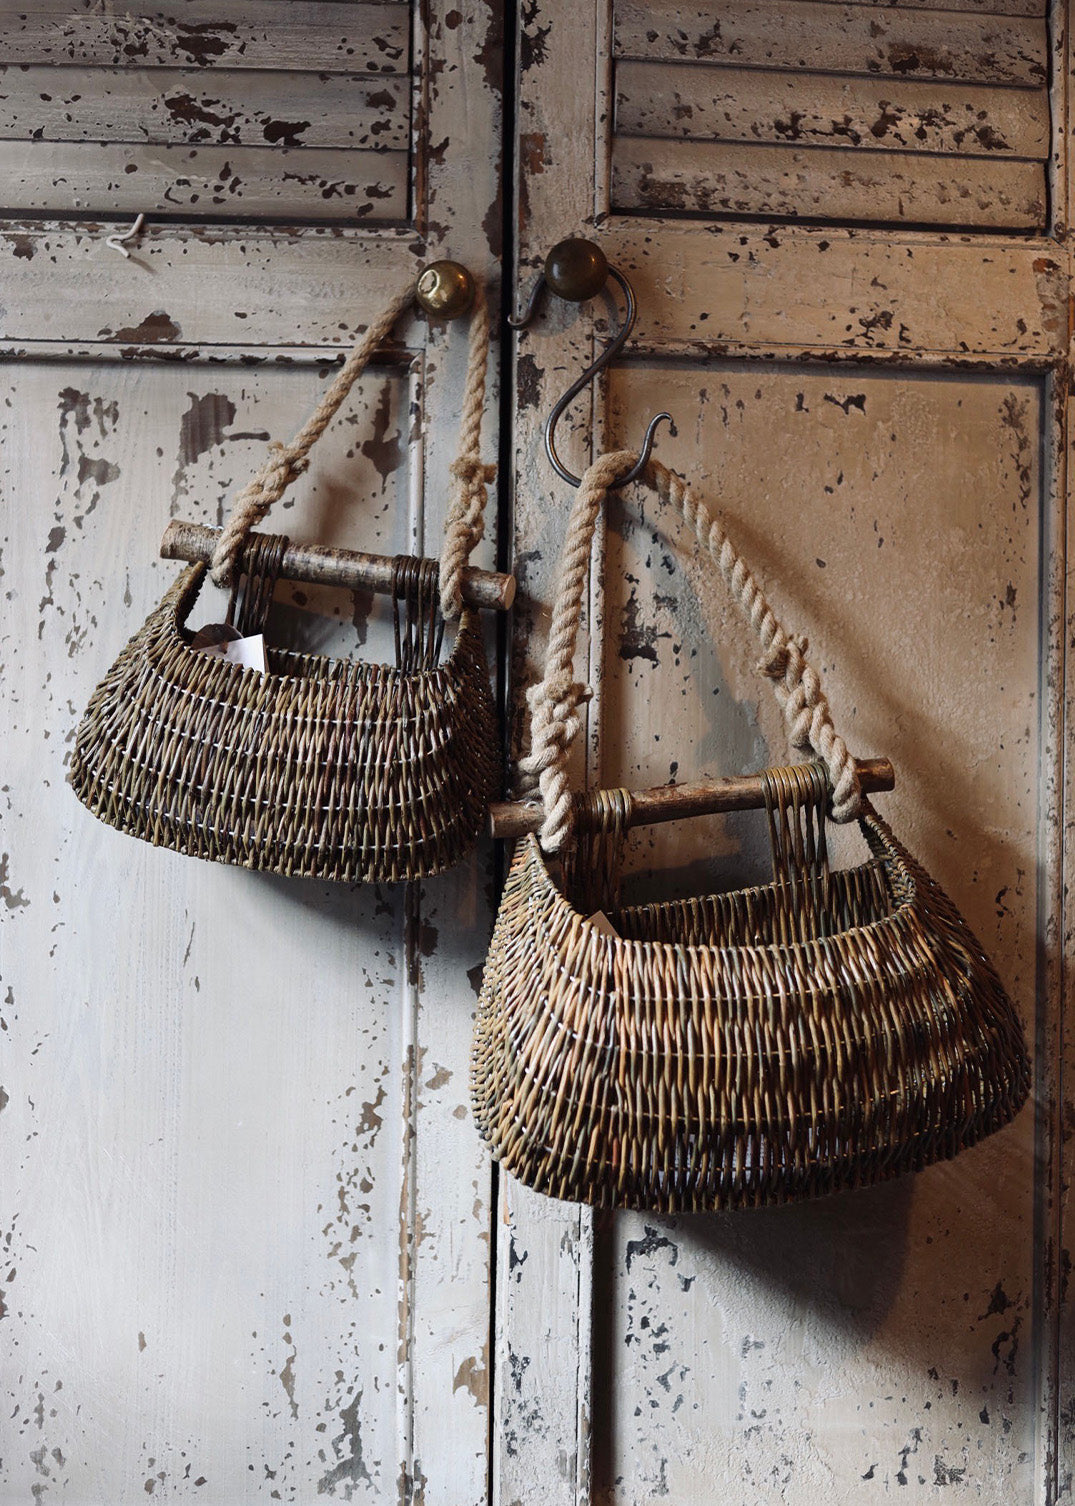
488 759 896 836
0 65 411 151
615 61 1050 159
613 0 1048 87
160 519 517 610
612 136 1047 229
0 141 410 221
0 0 503 1500
1 0 410 74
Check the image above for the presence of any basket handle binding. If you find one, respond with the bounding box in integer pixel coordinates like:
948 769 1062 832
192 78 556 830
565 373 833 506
518 449 865 853
208 278 496 623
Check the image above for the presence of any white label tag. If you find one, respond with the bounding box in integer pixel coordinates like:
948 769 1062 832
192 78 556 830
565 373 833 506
586 909 620 939
201 633 267 674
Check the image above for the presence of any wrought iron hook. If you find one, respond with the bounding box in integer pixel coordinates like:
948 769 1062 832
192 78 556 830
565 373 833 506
510 238 672 489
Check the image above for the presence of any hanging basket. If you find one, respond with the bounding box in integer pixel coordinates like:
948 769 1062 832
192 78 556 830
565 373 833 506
70 282 501 884
471 451 1030 1212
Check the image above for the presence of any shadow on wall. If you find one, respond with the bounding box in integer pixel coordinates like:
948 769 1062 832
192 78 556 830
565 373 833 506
589 1112 1035 1482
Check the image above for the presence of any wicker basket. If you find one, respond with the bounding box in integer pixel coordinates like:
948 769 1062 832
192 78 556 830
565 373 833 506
70 285 499 884
471 451 1030 1212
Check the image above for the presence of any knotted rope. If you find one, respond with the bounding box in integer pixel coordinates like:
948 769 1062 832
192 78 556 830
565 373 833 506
519 451 862 853
210 280 495 622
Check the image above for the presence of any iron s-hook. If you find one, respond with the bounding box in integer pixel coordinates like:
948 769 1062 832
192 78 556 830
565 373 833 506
509 237 672 489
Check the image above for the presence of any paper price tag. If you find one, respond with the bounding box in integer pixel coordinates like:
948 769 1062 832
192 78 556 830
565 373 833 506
213 634 267 673
586 909 620 939
193 625 267 674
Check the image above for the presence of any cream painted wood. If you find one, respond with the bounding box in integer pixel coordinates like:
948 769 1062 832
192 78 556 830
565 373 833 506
612 2 1048 87
3 2 410 73
0 4 412 223
0 1 502 1502
614 63 1052 159
594 365 1048 1501
0 67 411 150
610 0 1050 231
611 136 1046 229
504 2 1069 1504
1 141 410 222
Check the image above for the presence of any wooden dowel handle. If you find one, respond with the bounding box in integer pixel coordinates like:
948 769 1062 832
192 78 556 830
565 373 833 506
160 520 516 613
489 758 896 838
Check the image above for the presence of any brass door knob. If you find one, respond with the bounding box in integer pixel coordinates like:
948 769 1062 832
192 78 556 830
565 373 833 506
415 260 476 320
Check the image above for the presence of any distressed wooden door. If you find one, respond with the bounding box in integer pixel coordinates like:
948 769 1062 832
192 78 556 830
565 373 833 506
0 4 502 1503
4 3 1075 1504
499 1 1074 1503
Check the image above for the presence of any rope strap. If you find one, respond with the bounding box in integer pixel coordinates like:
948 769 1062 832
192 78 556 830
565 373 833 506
519 450 862 852
438 288 496 618
210 279 495 622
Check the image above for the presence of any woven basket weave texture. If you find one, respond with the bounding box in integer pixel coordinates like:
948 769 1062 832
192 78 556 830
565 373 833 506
70 282 500 883
71 564 498 883
472 789 1030 1212
471 451 1030 1212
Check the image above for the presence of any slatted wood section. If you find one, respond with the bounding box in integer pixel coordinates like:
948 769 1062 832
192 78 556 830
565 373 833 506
611 0 1051 231
0 2 412 223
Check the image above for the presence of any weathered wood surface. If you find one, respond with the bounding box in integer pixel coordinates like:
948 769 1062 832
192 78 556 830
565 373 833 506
160 519 517 611
0 226 1065 365
0 141 410 221
0 360 426 1503
1 1 410 73
0 66 411 150
587 361 1051 1502
0 5 412 222
488 758 896 837
1 0 1073 1500
614 62 1051 159
612 136 1046 229
505 1 1068 1503
610 0 1049 230
612 1 1048 87
750 0 1044 12
0 1 503 1503
605 228 1068 365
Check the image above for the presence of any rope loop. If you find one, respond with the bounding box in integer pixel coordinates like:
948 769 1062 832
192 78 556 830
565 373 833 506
524 450 863 852
209 277 496 612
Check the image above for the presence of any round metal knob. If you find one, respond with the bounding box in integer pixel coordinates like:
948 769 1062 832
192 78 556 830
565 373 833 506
415 260 475 320
544 238 609 303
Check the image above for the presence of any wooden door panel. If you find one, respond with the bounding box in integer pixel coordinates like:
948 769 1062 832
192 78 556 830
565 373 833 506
506 0 1067 1501
0 358 492 1503
0 1 502 1500
589 361 1045 1501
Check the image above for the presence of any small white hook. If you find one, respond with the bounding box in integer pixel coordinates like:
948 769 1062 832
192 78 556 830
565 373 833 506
105 213 146 259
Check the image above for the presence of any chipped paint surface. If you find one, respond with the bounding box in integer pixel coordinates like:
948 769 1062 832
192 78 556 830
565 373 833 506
0 0 501 1501
0 4 411 222
501 1 1069 1504
3 0 1074 1501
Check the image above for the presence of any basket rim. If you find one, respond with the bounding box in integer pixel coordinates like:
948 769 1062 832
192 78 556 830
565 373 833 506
158 560 483 693
511 814 939 971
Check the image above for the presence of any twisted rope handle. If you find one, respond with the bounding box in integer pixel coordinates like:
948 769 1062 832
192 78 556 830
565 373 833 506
438 285 496 619
518 450 862 852
210 280 495 622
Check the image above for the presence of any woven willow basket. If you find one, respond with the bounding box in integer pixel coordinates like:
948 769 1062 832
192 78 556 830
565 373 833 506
471 451 1030 1213
70 284 499 884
